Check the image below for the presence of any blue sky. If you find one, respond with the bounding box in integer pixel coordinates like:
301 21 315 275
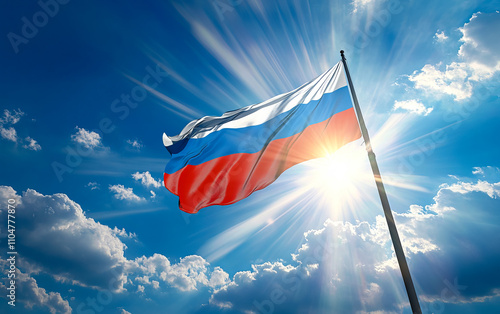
1 0 500 313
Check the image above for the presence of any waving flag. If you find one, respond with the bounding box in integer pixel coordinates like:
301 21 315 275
163 62 361 213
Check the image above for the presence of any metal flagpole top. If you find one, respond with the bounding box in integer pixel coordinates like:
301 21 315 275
339 50 373 152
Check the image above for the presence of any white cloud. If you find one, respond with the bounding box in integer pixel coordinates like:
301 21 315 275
0 126 17 142
443 180 500 198
120 309 132 314
352 0 376 13
113 226 137 239
408 62 473 101
109 184 145 202
0 108 24 125
472 166 500 178
393 177 500 304
0 260 71 314
135 275 150 284
150 190 156 199
208 266 230 288
209 218 405 313
472 167 485 176
152 280 160 289
458 12 500 79
434 30 448 42
0 186 129 291
128 253 228 292
0 186 229 305
86 181 100 190
0 110 41 149
23 136 42 151
163 255 210 291
127 139 143 150
132 171 163 189
408 12 500 101
71 126 103 149
0 109 24 142
393 99 433 115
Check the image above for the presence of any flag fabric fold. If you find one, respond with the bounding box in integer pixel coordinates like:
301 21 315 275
163 62 361 213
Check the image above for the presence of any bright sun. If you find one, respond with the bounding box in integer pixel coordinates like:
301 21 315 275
296 140 377 221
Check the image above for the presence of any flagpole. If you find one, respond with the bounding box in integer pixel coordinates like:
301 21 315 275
340 50 422 314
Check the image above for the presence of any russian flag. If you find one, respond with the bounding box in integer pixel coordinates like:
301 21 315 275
163 62 361 213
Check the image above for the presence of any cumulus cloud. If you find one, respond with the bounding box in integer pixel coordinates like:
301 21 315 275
23 136 42 151
458 12 500 78
0 126 17 142
152 280 160 289
408 12 500 101
137 285 145 293
0 109 42 150
109 184 145 202
443 180 500 198
0 186 129 292
208 266 230 288
408 62 473 101
71 126 103 149
0 186 230 311
209 218 405 313
434 31 448 42
393 99 433 115
0 108 24 125
0 260 71 314
393 177 500 304
128 254 229 292
0 109 41 147
132 171 163 189
127 139 143 150
208 173 500 313
112 226 137 239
